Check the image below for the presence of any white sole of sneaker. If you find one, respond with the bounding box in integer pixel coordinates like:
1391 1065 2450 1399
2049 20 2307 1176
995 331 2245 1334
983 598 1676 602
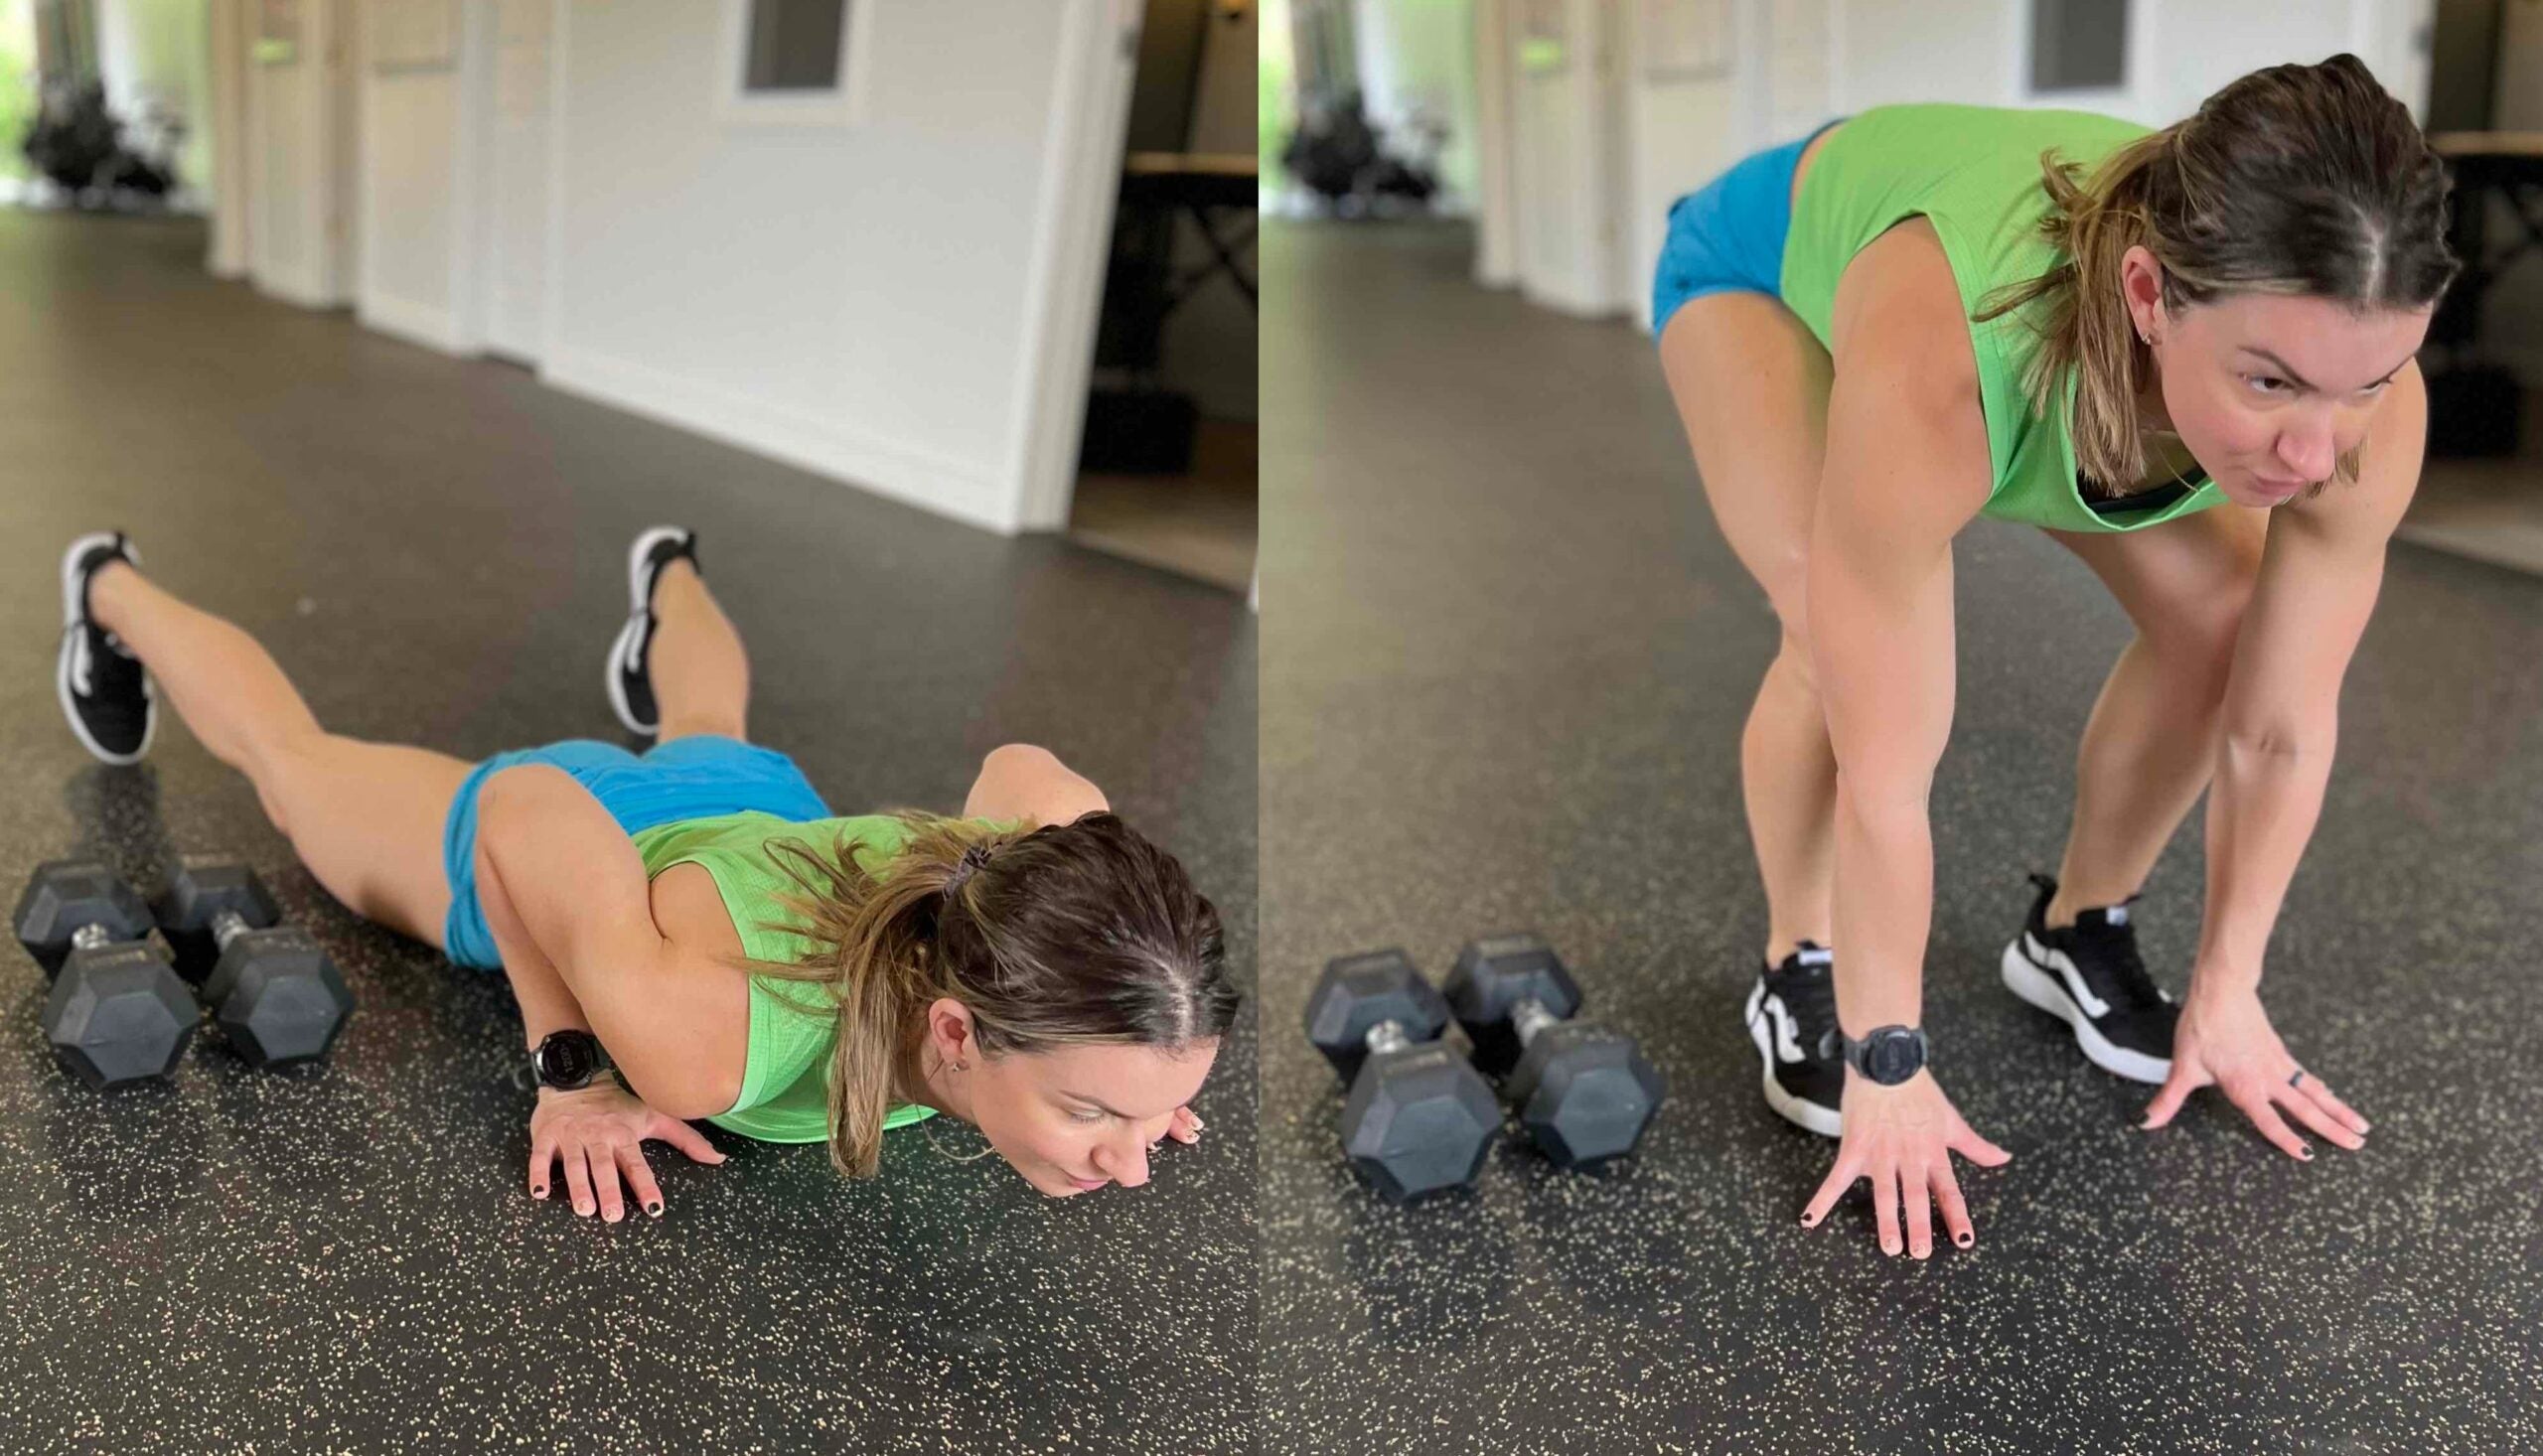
57 532 154 766
1999 938 2171 1084
606 526 687 737
1744 980 1842 1138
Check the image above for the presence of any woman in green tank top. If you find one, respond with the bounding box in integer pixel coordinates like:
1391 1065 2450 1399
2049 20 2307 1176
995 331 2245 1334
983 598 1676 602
1657 56 2457 1257
54 514 1241 1221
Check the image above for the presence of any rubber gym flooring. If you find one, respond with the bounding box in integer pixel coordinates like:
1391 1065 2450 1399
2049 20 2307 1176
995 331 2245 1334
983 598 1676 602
1260 219 2542 1453
0 210 1258 1454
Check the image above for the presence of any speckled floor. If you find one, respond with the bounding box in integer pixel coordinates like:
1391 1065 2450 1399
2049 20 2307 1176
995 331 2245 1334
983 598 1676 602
1259 219 2543 1453
0 210 1257 1454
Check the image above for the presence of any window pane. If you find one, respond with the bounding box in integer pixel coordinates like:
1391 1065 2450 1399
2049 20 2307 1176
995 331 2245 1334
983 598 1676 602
745 0 845 92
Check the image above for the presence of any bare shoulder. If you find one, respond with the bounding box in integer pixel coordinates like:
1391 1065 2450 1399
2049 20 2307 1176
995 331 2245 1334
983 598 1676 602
1830 217 1981 406
1820 216 1993 527
645 864 750 1117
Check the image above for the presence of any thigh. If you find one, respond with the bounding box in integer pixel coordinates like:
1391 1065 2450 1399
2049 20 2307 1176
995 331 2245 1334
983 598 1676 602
1659 289 1836 635
265 735 480 951
2045 504 2270 654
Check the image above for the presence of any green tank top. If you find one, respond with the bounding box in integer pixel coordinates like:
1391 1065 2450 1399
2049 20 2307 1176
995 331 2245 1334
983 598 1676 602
627 810 944 1145
1780 102 2228 533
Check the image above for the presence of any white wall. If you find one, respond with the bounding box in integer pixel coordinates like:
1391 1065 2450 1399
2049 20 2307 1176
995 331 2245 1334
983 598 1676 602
95 0 213 205
248 0 1134 535
1354 0 1482 213
1471 0 1518 284
538 1 1110 534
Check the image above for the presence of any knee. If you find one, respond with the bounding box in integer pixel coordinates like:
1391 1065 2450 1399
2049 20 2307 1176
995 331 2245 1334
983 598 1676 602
1763 581 1819 694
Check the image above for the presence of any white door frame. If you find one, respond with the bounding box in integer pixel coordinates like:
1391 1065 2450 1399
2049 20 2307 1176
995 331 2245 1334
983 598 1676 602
1008 0 1145 533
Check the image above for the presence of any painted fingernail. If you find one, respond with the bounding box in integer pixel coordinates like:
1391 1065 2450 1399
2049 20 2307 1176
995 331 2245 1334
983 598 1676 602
647 1202 663 1217
576 1201 592 1214
1955 1232 1974 1248
2298 1145 2314 1160
532 1186 546 1198
1799 1214 1816 1228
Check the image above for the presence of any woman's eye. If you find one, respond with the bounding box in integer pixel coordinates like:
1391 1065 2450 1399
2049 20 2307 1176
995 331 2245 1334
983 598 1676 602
2246 374 2287 394
1068 1107 1106 1124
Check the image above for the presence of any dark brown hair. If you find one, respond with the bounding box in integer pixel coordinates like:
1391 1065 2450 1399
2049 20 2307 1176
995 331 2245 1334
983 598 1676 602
1973 54 2460 495
720 811 1235 1179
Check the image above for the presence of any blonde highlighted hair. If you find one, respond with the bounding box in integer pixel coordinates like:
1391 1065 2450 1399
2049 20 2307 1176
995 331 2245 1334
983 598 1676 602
1971 54 2459 497
712 810 1234 1179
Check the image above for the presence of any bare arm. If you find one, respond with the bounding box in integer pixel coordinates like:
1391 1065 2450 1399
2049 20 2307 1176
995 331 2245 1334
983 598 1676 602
1807 233 1995 1036
962 743 1110 826
2194 362 2427 994
474 764 747 1118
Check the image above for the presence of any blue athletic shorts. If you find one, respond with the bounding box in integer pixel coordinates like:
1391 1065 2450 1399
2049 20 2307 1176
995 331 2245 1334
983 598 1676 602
1650 116 1849 339
439 734 833 970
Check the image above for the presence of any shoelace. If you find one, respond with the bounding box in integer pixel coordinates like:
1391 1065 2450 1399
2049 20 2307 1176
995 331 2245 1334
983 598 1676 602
1773 958 1842 1062
2066 918 2174 1009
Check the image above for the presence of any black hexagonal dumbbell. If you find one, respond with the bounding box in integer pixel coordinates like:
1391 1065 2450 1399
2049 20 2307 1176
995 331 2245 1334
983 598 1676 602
13 859 201 1090
1445 933 1666 1171
1303 948 1503 1204
150 856 354 1070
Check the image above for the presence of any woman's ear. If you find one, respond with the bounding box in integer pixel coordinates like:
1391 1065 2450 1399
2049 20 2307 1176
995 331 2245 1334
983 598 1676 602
924 997 978 1064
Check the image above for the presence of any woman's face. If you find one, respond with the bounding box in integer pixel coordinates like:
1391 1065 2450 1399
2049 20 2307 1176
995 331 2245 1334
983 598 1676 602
2122 247 2433 510
922 1003 1219 1198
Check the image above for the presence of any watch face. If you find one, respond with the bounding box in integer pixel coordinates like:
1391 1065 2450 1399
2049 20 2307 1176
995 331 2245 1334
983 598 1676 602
541 1032 596 1087
1866 1029 1924 1084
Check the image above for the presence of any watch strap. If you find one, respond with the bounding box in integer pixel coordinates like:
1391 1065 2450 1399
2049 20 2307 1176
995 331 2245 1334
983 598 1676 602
1841 1024 1929 1085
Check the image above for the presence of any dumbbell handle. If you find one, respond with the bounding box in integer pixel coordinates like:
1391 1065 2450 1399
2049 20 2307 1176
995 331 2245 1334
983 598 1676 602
1511 996 1562 1047
1362 1019 1413 1057
67 921 134 952
208 908 258 951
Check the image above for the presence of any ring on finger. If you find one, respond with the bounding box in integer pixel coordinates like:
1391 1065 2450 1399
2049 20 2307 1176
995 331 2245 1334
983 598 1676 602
2289 1069 2306 1091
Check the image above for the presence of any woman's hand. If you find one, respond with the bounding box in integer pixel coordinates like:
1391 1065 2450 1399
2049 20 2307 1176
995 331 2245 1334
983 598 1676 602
1801 1071 2011 1258
1161 1105 1205 1147
529 1080 729 1221
2140 982 2368 1157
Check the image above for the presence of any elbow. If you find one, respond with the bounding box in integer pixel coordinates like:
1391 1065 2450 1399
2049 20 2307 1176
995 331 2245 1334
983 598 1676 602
981 742 1061 777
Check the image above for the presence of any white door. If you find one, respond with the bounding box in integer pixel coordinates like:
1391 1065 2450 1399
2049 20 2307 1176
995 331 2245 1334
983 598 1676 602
482 0 550 363
1512 0 1626 317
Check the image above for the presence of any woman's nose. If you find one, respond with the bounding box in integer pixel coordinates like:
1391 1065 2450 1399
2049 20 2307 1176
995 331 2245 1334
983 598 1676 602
2279 421 2335 482
1091 1126 1152 1187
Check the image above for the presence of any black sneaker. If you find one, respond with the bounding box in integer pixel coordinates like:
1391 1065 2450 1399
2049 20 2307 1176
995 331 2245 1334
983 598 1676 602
2000 872 2176 1084
606 525 701 738
1743 941 1843 1137
56 530 157 766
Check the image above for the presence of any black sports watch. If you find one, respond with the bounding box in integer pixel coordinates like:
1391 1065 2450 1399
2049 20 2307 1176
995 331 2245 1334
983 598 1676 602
1838 1025 1929 1086
523 1029 615 1092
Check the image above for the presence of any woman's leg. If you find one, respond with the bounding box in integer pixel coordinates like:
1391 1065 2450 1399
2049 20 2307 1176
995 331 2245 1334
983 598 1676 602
2041 506 2271 924
1659 289 1840 965
86 560 470 949
646 556 752 744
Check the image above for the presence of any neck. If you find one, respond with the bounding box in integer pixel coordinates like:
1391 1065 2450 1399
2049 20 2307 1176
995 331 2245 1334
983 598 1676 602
2134 350 2175 435
897 1043 973 1124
